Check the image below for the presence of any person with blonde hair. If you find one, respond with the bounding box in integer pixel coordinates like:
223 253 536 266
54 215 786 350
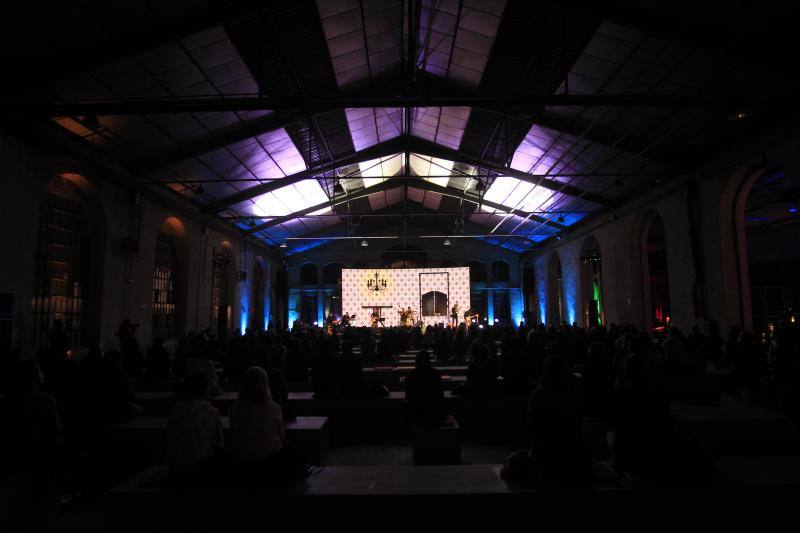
229 366 284 463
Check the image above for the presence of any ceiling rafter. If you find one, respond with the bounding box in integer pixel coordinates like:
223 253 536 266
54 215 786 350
245 176 568 236
203 136 407 213
202 134 615 213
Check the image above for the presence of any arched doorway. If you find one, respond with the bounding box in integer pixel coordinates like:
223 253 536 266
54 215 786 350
467 261 487 320
32 175 105 349
580 235 603 328
547 253 564 325
741 168 800 333
322 263 343 319
643 214 671 331
212 243 235 341
300 263 318 324
273 263 288 329
251 259 265 332
421 291 448 317
491 259 509 282
152 218 186 340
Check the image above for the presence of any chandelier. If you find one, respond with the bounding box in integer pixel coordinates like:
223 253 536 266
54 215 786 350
366 271 388 293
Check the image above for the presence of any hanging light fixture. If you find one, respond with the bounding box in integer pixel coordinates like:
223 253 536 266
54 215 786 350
366 271 388 293
280 241 288 248
443 238 452 246
361 239 368 247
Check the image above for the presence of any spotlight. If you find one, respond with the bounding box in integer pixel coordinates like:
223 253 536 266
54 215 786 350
280 241 288 248
494 318 499 323
555 235 562 241
361 239 369 247
313 321 319 326
478 324 484 329
789 207 798 214
443 238 452 246
556 214 565 223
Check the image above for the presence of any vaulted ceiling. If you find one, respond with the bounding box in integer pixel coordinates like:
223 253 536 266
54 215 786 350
2 0 798 254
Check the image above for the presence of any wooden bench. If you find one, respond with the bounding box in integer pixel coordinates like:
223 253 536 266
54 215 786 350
412 415 461 465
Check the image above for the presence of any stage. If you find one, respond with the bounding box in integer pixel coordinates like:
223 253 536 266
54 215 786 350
341 267 471 328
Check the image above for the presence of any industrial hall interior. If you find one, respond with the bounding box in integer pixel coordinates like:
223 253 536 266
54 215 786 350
1 0 800 529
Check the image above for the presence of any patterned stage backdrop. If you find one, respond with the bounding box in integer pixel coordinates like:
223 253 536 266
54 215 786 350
342 267 471 327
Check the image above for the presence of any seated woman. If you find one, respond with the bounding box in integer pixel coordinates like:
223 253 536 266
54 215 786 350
165 373 224 477
228 367 308 485
229 367 284 463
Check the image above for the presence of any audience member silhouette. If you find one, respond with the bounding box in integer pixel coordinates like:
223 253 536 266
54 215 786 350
145 337 171 380
405 350 447 427
0 360 70 504
81 349 141 425
166 373 224 476
339 341 367 396
464 341 499 395
608 354 670 475
528 355 592 483
229 367 284 463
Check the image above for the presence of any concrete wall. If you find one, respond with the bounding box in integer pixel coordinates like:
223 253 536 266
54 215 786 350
0 135 275 353
530 129 800 334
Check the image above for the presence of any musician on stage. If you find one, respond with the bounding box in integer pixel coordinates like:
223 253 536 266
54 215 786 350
450 303 460 326
341 312 352 327
405 306 414 327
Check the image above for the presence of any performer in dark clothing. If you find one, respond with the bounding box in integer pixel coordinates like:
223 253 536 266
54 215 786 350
450 303 460 326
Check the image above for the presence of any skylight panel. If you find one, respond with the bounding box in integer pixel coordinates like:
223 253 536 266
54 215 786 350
359 154 403 188
483 176 560 214
410 153 454 188
251 179 330 217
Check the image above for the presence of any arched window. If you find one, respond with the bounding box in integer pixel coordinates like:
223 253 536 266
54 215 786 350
492 259 509 282
322 263 342 285
212 245 234 340
580 235 603 327
152 221 179 339
547 253 565 325
32 177 92 348
468 261 487 283
300 263 318 285
251 260 265 331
